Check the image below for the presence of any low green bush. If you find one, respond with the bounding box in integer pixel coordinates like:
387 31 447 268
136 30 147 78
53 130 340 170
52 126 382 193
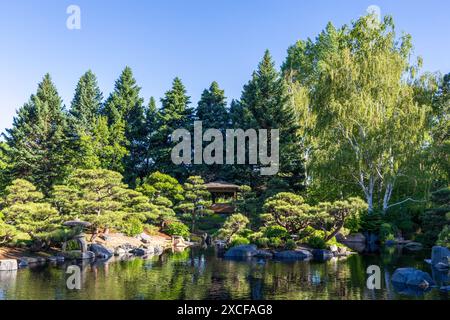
436 225 450 248
307 236 326 249
164 221 190 238
230 235 250 246
268 236 283 248
121 216 144 236
263 225 289 240
256 237 269 248
379 223 396 242
285 239 297 250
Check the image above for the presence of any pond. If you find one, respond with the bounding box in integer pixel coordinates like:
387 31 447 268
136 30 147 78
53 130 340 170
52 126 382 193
0 246 448 300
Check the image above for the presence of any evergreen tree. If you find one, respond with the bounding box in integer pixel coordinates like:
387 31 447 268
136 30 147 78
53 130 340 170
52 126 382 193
195 81 229 180
4 74 71 192
154 77 193 179
103 67 145 184
70 70 103 132
239 50 305 191
140 97 160 179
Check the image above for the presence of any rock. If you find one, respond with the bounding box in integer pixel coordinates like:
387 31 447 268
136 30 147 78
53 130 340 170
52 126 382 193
384 240 396 246
139 232 152 244
343 233 366 243
19 257 38 265
114 247 127 256
47 256 64 263
89 243 113 259
329 245 338 253
254 250 273 259
404 242 423 251
391 268 435 289
224 245 258 258
440 286 450 292
153 245 164 255
0 259 18 271
131 248 146 256
312 249 333 261
338 247 347 255
63 250 95 260
431 246 450 268
273 250 312 260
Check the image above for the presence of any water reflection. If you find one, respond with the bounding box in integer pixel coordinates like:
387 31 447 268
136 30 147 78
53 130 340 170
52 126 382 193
0 246 448 300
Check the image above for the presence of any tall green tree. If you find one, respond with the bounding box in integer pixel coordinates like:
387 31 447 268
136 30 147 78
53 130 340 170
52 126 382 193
195 81 229 180
239 50 304 191
154 77 193 179
282 15 430 213
4 74 71 192
103 67 145 184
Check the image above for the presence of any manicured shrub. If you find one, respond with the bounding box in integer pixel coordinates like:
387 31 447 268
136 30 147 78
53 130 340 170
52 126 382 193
268 236 283 248
256 237 269 248
121 216 144 236
285 239 297 250
379 223 396 242
307 236 326 249
164 221 190 238
436 225 450 248
230 235 250 246
264 225 289 240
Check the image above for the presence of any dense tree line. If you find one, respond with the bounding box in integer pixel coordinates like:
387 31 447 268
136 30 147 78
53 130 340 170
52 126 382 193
0 14 448 248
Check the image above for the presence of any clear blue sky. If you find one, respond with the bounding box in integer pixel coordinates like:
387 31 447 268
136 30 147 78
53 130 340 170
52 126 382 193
0 0 449 134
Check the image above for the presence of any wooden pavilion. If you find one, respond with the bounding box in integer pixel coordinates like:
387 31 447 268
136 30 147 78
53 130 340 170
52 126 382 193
204 181 240 214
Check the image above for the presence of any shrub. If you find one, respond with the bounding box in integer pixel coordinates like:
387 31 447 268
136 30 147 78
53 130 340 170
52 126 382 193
164 221 190 238
144 224 159 236
230 235 250 246
285 239 297 250
307 236 326 249
256 237 269 248
436 225 450 248
264 225 289 240
379 223 396 242
268 237 283 248
121 216 144 236
247 231 263 243
361 212 383 232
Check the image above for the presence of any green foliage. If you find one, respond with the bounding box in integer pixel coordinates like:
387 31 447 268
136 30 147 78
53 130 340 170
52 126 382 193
176 176 212 231
285 239 297 250
216 213 249 243
379 223 396 242
307 236 326 250
230 235 250 247
4 74 71 192
1 179 60 243
268 237 283 248
436 225 450 248
255 237 269 248
263 225 289 240
263 192 314 234
164 221 190 238
137 171 185 205
419 187 449 246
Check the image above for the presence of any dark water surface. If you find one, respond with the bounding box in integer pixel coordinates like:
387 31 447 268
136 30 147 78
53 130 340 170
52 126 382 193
0 246 448 300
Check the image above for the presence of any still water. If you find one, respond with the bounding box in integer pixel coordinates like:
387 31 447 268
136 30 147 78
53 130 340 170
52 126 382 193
0 246 448 300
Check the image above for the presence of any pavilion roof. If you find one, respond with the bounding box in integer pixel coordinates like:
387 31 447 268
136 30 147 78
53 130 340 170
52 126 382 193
204 181 240 191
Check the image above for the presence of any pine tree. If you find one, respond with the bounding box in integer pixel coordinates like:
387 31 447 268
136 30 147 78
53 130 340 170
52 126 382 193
239 51 305 191
69 70 104 169
70 70 103 132
195 81 229 180
154 77 193 179
103 67 145 184
140 97 160 178
4 74 71 192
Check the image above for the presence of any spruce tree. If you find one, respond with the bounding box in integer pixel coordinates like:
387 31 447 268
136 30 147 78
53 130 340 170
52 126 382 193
103 67 145 184
239 50 305 191
195 81 229 180
4 74 71 192
154 77 193 179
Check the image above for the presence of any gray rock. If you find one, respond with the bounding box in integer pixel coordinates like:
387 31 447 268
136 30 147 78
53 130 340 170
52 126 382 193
440 286 450 292
431 246 450 268
153 245 164 255
273 250 312 260
224 245 258 258
254 250 273 259
341 233 366 243
47 256 64 263
89 243 113 259
0 259 18 271
63 250 95 260
391 268 435 289
312 249 333 261
114 247 127 256
404 242 423 251
139 232 152 244
329 245 338 253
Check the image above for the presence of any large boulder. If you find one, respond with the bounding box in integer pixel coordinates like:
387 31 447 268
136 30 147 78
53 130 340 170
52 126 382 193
89 243 113 259
391 268 435 289
0 259 18 271
404 242 423 251
312 249 333 261
431 246 450 269
273 250 312 261
224 245 258 258
339 233 366 243
254 250 273 259
63 250 95 260
138 232 152 244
